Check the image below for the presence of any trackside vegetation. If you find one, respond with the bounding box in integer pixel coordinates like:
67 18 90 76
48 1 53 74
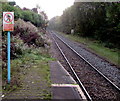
2 3 45 27
58 32 119 66
49 2 120 49
1 2 52 99
49 2 119 66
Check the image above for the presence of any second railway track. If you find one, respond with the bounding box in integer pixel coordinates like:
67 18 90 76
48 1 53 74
51 31 120 100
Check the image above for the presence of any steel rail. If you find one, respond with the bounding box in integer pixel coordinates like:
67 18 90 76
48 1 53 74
53 32 120 92
52 33 92 101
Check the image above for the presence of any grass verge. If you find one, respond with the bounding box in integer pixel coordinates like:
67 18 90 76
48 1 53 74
58 32 119 66
2 47 54 99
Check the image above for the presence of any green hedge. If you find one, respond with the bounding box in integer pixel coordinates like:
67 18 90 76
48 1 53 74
2 3 45 27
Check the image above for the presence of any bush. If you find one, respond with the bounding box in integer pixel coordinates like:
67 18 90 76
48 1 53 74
2 3 23 20
13 19 45 47
2 35 26 63
2 19 45 64
2 3 44 27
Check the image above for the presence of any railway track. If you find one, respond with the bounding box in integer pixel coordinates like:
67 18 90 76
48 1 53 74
50 31 120 100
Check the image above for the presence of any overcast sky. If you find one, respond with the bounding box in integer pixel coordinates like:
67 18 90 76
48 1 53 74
8 0 74 19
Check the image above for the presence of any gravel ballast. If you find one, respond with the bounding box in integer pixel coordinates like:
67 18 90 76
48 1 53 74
51 33 120 100
53 32 120 88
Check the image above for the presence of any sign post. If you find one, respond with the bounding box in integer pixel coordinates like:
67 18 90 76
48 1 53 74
7 31 10 83
3 12 14 83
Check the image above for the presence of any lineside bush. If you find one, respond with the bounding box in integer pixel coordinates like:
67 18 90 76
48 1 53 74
13 19 44 47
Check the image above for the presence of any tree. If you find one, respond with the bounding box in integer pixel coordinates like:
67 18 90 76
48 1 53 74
49 2 120 48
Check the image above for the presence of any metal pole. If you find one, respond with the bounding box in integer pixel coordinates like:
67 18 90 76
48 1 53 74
7 31 10 83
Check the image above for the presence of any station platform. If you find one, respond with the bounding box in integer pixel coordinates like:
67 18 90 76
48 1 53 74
50 61 87 100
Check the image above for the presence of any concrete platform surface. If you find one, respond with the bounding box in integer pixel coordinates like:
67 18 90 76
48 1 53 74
52 87 81 99
50 61 87 100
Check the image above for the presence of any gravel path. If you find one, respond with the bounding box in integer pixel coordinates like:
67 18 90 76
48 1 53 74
52 31 120 88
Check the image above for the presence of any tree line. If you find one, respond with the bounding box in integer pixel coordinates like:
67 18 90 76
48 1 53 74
2 3 46 27
49 2 120 48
